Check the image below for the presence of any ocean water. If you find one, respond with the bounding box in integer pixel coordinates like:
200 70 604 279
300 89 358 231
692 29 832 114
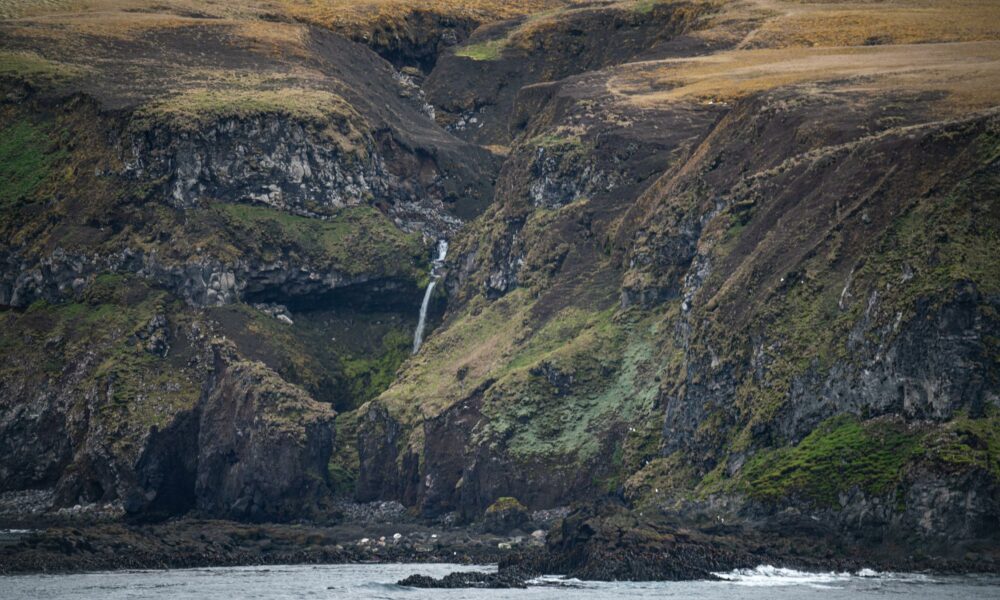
1 563 998 599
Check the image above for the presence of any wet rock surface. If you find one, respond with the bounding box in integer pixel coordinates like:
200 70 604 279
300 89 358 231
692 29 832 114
398 570 529 589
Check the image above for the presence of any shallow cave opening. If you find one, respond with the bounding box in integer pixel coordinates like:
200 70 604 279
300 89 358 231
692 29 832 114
365 18 479 74
231 278 447 412
242 278 426 314
129 410 199 523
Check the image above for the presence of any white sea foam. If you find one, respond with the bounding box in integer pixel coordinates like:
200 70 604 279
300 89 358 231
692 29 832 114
712 565 936 587
713 565 854 587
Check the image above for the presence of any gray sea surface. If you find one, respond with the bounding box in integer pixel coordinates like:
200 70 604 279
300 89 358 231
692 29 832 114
1 563 998 599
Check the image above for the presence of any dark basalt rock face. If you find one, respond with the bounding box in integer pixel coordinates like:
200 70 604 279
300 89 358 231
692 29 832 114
127 116 389 214
191 343 335 522
0 246 422 310
71 338 337 523
355 403 412 504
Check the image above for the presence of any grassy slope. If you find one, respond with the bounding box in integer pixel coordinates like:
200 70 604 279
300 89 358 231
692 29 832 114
0 119 64 206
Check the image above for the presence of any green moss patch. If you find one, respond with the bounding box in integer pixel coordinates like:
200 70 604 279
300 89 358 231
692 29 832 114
211 203 426 280
0 119 64 206
486 496 527 513
477 306 667 464
340 329 411 409
923 411 1000 480
454 38 507 61
739 415 921 506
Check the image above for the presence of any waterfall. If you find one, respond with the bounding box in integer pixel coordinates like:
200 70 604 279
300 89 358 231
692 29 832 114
413 239 448 354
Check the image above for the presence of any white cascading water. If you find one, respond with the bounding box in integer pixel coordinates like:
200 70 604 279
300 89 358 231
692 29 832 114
412 239 448 354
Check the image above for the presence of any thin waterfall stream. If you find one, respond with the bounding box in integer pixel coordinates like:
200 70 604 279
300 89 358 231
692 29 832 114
412 239 448 353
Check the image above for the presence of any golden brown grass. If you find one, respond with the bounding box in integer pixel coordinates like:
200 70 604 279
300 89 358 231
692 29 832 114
134 86 361 131
278 0 568 36
3 0 998 125
608 41 1000 113
742 0 1000 49
598 0 1000 115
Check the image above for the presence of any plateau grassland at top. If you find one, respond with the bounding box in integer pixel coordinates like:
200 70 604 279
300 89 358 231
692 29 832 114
0 0 571 46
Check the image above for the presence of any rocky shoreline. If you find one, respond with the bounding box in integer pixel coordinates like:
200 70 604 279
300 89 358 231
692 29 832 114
2 502 997 583
0 517 508 575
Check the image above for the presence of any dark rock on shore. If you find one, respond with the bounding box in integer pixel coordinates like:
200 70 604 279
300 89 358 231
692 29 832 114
482 497 530 534
398 570 529 589
0 517 515 575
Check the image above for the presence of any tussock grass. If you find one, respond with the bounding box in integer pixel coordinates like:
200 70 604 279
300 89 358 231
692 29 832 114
0 49 85 83
278 0 567 36
609 41 1000 112
748 1 1000 49
134 86 363 132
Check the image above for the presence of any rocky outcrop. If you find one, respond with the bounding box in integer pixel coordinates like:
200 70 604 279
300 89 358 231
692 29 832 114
355 403 415 504
193 342 335 521
127 116 386 215
124 112 484 238
130 340 337 522
482 497 530 534
0 245 421 310
0 287 336 523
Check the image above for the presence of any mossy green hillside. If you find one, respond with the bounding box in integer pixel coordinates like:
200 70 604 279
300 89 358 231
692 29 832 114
0 118 66 206
737 415 920 506
341 329 412 408
479 307 669 465
376 288 534 424
681 412 1000 510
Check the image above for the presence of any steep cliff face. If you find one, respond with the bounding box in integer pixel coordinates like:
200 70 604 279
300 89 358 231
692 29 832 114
0 3 484 521
0 272 338 522
1 0 999 560
351 0 1000 555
